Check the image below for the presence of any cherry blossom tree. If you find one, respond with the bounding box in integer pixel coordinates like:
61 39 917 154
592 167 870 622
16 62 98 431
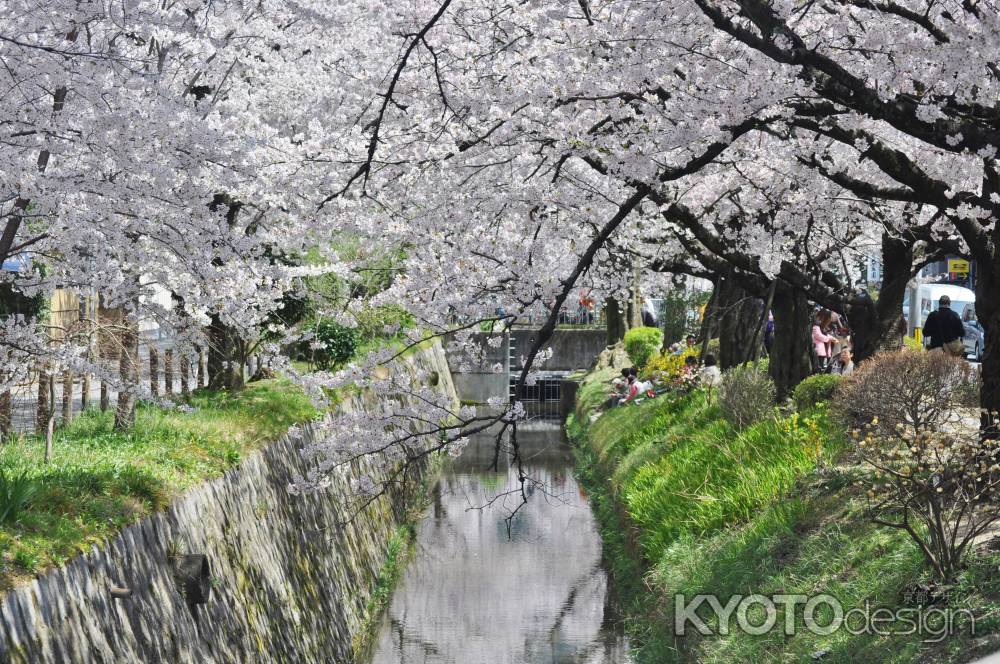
0 1 345 423
685 0 1000 428
3 0 998 498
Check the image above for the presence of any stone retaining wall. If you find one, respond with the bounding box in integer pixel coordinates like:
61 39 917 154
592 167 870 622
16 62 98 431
0 342 456 663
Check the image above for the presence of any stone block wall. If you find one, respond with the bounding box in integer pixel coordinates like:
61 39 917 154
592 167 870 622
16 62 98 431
0 342 456 663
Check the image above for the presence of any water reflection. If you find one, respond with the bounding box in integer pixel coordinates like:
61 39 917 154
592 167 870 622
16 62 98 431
369 422 630 664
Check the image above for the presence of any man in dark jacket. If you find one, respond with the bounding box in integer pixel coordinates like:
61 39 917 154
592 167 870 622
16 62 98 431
922 295 965 355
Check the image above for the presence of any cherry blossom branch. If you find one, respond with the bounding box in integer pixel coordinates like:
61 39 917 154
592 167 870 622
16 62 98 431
319 0 454 205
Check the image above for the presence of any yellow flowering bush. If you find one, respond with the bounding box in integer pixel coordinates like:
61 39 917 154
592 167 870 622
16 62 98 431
643 346 697 382
780 411 825 460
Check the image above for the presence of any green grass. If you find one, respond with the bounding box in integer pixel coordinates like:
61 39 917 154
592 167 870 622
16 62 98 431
0 379 316 589
352 526 412 659
573 386 836 557
569 371 1000 663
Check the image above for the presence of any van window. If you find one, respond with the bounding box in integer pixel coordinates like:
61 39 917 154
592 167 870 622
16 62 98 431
953 301 974 321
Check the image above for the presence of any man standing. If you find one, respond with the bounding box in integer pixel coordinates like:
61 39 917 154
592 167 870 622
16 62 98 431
922 295 965 356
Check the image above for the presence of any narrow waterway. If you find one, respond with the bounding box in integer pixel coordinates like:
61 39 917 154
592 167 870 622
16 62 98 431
369 421 630 664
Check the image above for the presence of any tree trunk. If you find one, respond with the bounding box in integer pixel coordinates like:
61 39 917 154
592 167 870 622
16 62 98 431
114 314 139 430
180 351 190 399
44 374 55 463
629 259 643 329
207 315 243 390
974 163 1000 438
976 256 1000 438
847 233 914 362
0 390 10 437
164 348 173 396
769 286 813 400
81 373 91 412
605 297 626 346
699 278 721 361
149 346 159 398
36 368 49 434
97 295 119 414
196 345 206 387
81 292 94 412
207 318 223 388
61 371 73 425
716 273 762 370
749 281 777 366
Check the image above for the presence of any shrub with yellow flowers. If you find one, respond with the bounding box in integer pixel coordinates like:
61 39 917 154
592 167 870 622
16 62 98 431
643 346 698 384
780 411 826 461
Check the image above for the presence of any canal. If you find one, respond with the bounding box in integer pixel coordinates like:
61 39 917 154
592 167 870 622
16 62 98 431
368 420 631 664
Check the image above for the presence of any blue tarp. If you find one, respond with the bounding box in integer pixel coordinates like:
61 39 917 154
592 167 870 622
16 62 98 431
1 254 31 272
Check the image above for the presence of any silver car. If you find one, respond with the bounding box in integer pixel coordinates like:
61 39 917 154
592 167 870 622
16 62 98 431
962 305 984 361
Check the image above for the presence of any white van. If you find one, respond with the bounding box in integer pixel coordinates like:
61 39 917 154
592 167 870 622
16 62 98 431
903 283 980 359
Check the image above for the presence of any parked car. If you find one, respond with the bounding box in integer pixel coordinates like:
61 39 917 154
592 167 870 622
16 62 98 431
962 305 984 362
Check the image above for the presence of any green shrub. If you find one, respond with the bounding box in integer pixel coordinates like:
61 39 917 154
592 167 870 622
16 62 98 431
13 549 39 572
354 304 413 339
624 326 664 369
717 364 776 429
309 318 358 369
792 374 842 411
0 468 37 525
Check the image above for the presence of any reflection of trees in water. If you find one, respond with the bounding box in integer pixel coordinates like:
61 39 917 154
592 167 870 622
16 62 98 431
368 431 629 664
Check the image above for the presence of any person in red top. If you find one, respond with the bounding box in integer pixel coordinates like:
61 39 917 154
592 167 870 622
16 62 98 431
619 367 655 405
576 289 596 325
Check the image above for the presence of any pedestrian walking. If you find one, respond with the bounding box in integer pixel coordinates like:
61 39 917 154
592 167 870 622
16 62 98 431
763 312 774 357
922 295 965 356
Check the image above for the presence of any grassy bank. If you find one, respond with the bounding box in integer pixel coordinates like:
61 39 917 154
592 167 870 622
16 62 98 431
569 371 1000 663
0 379 317 589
